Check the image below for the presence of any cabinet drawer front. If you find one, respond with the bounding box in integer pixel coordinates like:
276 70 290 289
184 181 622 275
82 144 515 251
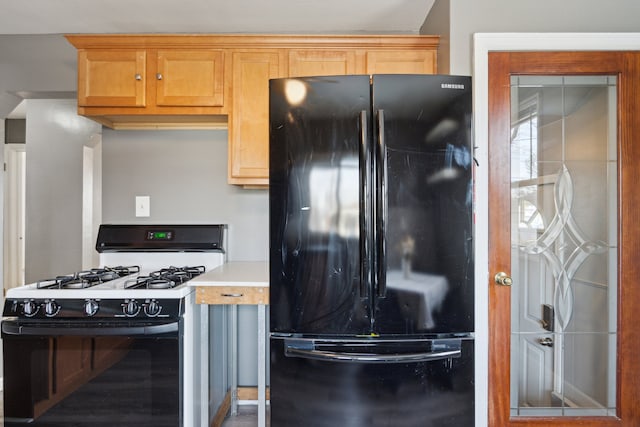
78 50 146 107
196 286 269 305
156 50 224 107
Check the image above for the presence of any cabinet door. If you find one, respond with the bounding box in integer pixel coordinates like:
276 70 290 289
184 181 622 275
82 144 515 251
365 50 436 74
288 50 358 77
229 51 284 185
78 50 146 107
156 50 224 107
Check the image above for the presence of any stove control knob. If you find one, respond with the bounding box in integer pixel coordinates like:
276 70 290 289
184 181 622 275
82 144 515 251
44 300 60 317
84 299 99 317
145 300 161 317
23 300 37 317
124 299 140 317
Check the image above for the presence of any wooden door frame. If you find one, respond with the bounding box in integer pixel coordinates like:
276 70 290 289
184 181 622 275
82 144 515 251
473 34 640 427
484 48 640 426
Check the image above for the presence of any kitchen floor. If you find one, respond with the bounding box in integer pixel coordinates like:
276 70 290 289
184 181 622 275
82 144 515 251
222 405 270 427
0 395 268 427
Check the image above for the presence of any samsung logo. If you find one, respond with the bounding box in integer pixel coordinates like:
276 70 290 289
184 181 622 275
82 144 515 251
441 83 465 90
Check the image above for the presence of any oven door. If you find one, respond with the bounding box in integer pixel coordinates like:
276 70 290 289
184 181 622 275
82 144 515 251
2 318 182 427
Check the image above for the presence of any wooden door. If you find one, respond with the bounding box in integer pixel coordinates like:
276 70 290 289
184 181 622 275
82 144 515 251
77 49 146 107
488 51 640 426
156 49 224 107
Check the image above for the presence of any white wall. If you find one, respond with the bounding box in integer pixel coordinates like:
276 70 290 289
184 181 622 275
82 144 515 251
101 128 269 262
421 0 450 74
0 35 76 119
422 0 640 75
101 128 269 385
25 99 101 282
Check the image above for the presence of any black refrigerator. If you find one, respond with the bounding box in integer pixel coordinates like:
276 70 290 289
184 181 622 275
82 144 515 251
269 74 474 427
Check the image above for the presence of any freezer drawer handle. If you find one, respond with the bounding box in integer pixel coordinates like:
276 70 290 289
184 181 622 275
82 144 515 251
285 346 461 364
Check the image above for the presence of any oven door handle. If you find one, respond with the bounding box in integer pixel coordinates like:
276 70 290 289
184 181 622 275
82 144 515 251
1 320 179 337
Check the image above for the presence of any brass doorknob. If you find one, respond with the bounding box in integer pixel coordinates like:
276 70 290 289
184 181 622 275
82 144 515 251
494 272 512 286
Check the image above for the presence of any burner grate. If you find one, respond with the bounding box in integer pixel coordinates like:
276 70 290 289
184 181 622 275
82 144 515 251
124 265 206 290
36 266 140 290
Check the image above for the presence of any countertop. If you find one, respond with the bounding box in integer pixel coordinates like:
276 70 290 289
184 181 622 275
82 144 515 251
189 261 269 287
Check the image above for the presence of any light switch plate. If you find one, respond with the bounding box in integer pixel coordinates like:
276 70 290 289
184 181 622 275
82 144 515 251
135 196 150 217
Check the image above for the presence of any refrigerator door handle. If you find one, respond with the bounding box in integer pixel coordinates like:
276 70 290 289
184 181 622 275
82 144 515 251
375 109 387 298
359 110 371 299
285 346 461 364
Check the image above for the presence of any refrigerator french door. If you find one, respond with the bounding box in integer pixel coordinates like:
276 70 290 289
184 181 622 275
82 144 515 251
269 74 474 427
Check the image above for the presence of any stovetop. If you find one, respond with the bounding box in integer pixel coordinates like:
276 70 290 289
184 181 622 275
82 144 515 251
3 265 209 320
3 224 226 321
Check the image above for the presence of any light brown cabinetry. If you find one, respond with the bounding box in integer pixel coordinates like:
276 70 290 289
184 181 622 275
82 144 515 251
66 34 439 186
229 37 439 186
77 48 224 109
78 49 146 107
155 49 224 107
68 35 227 129
364 49 436 74
228 50 286 185
288 49 358 77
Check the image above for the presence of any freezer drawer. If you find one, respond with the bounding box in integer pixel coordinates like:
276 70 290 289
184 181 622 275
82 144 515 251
270 337 474 427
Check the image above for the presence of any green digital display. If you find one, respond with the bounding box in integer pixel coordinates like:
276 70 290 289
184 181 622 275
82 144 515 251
147 230 173 240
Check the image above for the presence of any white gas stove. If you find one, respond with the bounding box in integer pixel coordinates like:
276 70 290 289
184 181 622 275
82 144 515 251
4 224 225 319
2 224 226 427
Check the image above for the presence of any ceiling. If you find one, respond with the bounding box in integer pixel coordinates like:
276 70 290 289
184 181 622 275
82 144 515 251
0 0 436 119
0 0 434 35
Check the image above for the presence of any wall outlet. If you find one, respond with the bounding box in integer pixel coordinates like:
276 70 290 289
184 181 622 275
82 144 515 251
135 196 150 217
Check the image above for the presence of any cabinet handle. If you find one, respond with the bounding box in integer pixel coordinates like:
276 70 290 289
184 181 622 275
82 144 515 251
135 74 142 81
156 73 163 80
221 293 243 298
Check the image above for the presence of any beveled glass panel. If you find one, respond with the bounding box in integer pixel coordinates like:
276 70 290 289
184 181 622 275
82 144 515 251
509 76 617 417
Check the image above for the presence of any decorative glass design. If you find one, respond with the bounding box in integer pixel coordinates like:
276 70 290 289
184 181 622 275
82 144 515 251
509 76 617 417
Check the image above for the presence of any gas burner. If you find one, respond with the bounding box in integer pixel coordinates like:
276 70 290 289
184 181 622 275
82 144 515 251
124 266 206 290
124 276 175 290
36 265 140 290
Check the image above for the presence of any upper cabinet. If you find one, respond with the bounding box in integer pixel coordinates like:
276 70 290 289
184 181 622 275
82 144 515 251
228 50 286 185
66 34 439 186
67 35 228 129
78 49 224 109
364 49 436 74
155 50 224 107
288 49 358 77
78 49 147 107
